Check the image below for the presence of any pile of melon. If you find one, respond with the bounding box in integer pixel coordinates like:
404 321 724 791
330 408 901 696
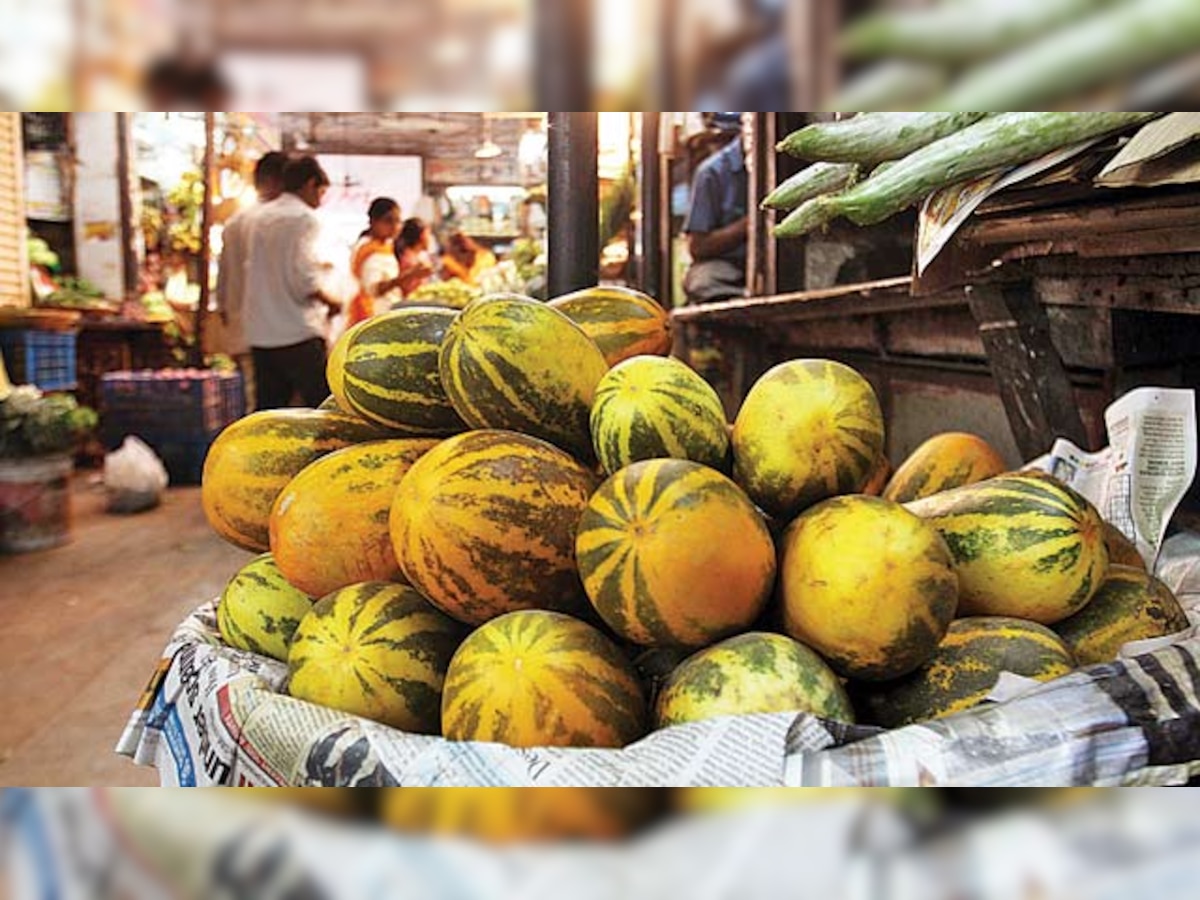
201 285 1189 754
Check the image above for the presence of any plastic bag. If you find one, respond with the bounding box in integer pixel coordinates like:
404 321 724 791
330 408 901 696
104 436 169 514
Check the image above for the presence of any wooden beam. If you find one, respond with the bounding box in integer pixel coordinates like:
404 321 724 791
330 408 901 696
967 282 1091 458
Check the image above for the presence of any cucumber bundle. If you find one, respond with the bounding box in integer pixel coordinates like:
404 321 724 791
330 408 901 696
772 111 1158 239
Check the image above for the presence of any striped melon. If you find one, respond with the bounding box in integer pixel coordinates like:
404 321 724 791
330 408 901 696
1102 520 1146 571
380 788 660 843
576 459 776 648
441 609 647 748
732 359 885 520
217 554 314 661
590 355 729 475
883 432 1008 503
341 307 467 435
268 438 440 598
202 410 392 552
326 319 367 410
439 295 609 462
779 495 959 681
906 474 1108 625
849 616 1076 729
1053 565 1189 665
390 429 598 626
287 582 468 733
654 632 855 729
548 285 672 367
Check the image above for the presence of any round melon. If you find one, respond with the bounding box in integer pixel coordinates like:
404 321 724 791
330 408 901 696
380 787 659 843
779 495 959 681
202 409 392 552
441 610 647 748
341 307 466 435
654 632 855 729
1053 565 1189 665
268 438 439 598
438 295 609 461
906 473 1108 625
576 459 776 648
1102 520 1146 571
326 319 368 410
548 285 673 367
390 429 598 626
590 355 729 475
883 432 1008 503
732 359 885 520
850 616 1076 729
287 582 468 733
217 554 315 661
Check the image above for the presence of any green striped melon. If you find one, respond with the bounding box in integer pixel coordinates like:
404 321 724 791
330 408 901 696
287 582 468 733
441 610 647 748
732 359 885 520
849 616 1076 729
341 307 467 435
906 474 1108 625
1053 565 1189 665
390 429 598 626
655 632 855 729
326 319 368 410
268 438 440 598
217 554 314 661
438 295 609 461
883 432 1008 503
590 355 729 475
576 459 776 648
548 285 673 367
779 495 959 681
202 409 393 552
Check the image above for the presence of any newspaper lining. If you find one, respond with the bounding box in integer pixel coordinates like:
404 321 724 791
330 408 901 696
1029 387 1197 569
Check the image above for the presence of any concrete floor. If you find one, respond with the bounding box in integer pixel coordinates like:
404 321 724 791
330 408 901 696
0 478 250 785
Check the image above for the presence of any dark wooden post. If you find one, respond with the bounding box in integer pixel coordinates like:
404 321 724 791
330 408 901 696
968 282 1090 459
638 112 663 303
193 111 215 367
547 113 599 297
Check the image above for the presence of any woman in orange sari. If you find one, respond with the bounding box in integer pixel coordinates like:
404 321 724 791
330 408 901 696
347 198 403 328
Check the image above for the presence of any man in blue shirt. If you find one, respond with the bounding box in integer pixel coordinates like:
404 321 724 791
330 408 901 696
683 114 748 304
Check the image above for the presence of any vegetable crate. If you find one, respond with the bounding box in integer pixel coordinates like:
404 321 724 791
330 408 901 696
0 329 78 392
100 370 244 483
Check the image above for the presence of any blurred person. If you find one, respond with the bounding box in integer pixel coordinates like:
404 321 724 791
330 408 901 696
441 232 497 286
244 156 342 410
215 151 288 411
346 197 404 327
682 113 748 304
394 218 436 299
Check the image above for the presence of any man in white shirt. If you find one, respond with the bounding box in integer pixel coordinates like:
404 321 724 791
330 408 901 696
244 156 342 409
214 151 286 411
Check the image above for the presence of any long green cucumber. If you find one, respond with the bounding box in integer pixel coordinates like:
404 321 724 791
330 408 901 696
777 113 989 166
762 162 858 212
828 112 1158 227
773 196 840 239
934 0 1200 110
840 0 1120 65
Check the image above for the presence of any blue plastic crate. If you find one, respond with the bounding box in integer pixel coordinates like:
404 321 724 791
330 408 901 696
99 370 244 449
0 329 77 391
